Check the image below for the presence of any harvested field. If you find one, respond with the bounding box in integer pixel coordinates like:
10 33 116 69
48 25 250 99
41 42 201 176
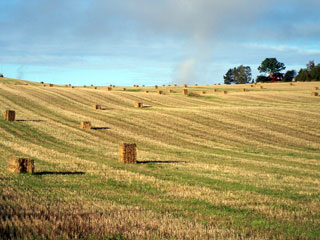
0 79 319 239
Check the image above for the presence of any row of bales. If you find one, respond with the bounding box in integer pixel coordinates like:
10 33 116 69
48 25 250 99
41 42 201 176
5 81 319 174
4 106 138 174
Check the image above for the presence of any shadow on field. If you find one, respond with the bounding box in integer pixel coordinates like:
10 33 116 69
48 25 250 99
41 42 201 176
91 127 110 130
143 106 152 108
137 161 186 164
34 171 85 176
16 120 45 122
101 108 113 110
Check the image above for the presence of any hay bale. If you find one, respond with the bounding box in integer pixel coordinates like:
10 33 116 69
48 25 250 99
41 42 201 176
168 84 171 87
69 84 71 87
123 88 126 91
83 85 86 88
168 89 173 93
65 84 68 87
218 83 221 85
155 85 158 89
250 85 254 87
195 84 198 86
213 89 217 92
40 81 44 84
107 87 112 91
145 90 149 93
93 104 102 110
8 158 34 174
134 102 143 108
314 87 319 91
119 143 137 164
91 84 94 87
142 85 145 87
222 91 227 94
94 87 97 89
158 90 163 95
162 84 165 87
184 84 188 88
80 121 92 129
72 86 75 88
202 91 206 94
49 84 53 87
183 89 188 95
311 92 319 96
242 88 246 92
260 86 264 89
5 110 15 121
174 84 177 87
290 83 294 86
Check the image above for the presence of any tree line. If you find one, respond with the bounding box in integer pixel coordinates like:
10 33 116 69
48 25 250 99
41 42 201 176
224 58 320 84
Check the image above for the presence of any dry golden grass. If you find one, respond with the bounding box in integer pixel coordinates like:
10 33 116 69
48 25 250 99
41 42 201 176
0 79 319 239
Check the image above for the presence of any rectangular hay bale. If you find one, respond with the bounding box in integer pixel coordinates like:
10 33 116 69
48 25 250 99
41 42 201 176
5 110 15 121
93 104 102 110
80 121 92 129
8 158 34 174
311 92 319 96
119 143 137 164
134 102 143 108
183 89 188 95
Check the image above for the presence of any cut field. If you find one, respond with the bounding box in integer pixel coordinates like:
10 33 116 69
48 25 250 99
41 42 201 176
0 79 319 239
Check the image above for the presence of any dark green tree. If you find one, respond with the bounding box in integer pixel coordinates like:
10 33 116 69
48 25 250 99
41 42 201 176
310 64 320 81
295 61 320 82
295 69 310 82
283 70 296 82
224 66 251 84
256 75 269 83
258 58 286 75
223 68 234 84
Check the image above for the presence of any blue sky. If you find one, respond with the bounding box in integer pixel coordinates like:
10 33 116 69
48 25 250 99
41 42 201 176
1 0 320 86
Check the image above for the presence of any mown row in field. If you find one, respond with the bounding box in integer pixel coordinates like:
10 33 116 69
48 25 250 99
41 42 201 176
0 79 319 239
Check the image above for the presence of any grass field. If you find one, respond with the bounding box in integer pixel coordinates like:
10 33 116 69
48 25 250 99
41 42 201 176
0 78 319 239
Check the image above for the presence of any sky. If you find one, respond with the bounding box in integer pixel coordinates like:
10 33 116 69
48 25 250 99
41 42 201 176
1 0 320 86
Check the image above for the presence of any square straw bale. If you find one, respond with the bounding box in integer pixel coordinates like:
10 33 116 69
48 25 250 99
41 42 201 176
5 110 15 121
93 104 102 110
134 102 143 108
8 158 34 174
119 143 137 164
80 121 92 129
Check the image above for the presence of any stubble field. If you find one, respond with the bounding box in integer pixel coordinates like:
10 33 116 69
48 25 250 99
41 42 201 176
0 78 319 239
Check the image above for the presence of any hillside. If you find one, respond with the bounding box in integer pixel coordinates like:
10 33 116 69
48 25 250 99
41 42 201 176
0 80 320 239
